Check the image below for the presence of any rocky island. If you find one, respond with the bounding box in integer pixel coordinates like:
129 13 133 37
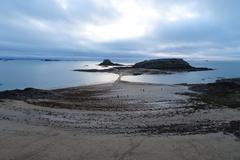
99 59 123 66
75 58 212 76
133 58 209 70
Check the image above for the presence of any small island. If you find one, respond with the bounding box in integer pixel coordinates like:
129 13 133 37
99 59 123 66
133 58 202 70
75 58 213 76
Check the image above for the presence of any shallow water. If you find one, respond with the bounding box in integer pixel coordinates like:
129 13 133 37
122 61 240 84
0 60 118 91
0 60 240 91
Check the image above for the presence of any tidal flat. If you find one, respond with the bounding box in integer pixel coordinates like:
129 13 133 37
0 77 240 160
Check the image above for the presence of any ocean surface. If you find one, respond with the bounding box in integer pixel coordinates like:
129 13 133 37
0 60 118 91
0 60 240 91
122 60 240 84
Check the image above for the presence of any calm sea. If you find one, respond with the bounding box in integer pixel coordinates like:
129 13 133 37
122 60 240 84
0 60 240 91
0 60 118 91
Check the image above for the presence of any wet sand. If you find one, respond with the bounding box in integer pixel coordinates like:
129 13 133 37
0 79 240 160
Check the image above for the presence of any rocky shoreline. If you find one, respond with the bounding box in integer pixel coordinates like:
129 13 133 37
187 78 240 109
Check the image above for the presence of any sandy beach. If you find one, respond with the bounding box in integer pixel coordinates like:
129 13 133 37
0 79 240 160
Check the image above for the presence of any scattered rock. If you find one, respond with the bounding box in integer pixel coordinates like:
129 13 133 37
189 78 240 108
137 120 240 138
0 88 59 100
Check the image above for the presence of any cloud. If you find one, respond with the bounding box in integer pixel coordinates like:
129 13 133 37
0 0 239 60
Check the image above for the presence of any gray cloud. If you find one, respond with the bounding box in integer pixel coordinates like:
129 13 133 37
0 0 240 60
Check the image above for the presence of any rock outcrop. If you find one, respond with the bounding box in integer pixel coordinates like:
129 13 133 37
189 78 240 109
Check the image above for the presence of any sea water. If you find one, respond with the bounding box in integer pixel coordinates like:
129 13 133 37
0 60 240 91
122 60 240 84
0 60 118 91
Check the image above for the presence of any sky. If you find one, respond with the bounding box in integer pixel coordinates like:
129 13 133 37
0 0 240 60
